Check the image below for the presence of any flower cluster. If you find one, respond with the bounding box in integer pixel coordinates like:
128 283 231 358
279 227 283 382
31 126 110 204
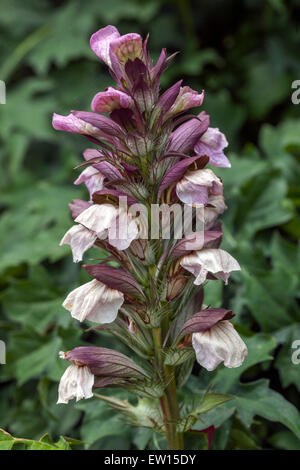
53 25 247 440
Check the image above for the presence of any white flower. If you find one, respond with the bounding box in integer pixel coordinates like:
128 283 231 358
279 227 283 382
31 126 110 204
192 320 248 370
203 195 227 227
57 363 94 404
60 225 97 262
75 203 139 250
180 248 241 285
63 278 124 323
75 203 118 236
74 166 105 201
176 168 223 205
108 211 139 250
194 127 230 168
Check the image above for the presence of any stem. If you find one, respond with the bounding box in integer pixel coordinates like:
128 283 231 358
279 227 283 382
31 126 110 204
152 327 184 450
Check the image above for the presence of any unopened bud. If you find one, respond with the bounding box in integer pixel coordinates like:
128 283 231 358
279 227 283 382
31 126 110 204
167 274 188 300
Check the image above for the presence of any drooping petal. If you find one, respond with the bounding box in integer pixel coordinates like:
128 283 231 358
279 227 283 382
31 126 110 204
60 225 97 262
108 211 139 250
203 195 227 228
75 203 118 237
74 166 105 200
90 25 120 66
91 87 134 114
194 127 230 168
63 278 124 323
57 363 94 404
180 248 241 285
192 320 248 370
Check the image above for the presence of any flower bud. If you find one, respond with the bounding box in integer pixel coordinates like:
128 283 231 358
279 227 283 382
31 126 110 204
167 274 188 300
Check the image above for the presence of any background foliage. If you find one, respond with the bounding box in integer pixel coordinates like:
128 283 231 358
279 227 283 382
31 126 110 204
0 0 300 450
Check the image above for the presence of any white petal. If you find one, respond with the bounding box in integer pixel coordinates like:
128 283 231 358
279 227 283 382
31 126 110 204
63 279 124 323
75 204 118 236
90 26 120 66
60 225 97 262
108 212 139 250
57 364 94 404
74 167 105 200
180 248 240 285
176 179 209 205
176 169 223 205
203 195 227 228
192 320 248 370
184 169 222 193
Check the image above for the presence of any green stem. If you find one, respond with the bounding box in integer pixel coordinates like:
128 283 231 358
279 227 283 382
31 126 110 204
152 327 184 450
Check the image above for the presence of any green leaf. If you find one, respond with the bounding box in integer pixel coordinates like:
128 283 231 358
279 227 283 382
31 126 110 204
242 265 297 331
193 392 234 415
269 430 300 450
232 379 300 440
234 173 292 238
15 336 62 385
1 265 70 333
241 62 291 119
0 429 15 450
0 182 84 271
0 428 73 450
0 79 55 140
27 2 94 74
76 394 135 448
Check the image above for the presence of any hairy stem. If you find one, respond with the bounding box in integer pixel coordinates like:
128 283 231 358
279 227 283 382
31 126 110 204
152 327 184 450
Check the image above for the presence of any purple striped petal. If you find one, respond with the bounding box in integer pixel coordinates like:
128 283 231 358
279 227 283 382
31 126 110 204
171 231 223 259
179 308 234 339
159 155 209 194
71 111 123 137
169 112 210 154
65 346 147 378
83 149 124 181
83 263 143 296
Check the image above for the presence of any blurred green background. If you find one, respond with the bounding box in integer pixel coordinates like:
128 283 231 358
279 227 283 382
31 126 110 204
0 0 300 450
